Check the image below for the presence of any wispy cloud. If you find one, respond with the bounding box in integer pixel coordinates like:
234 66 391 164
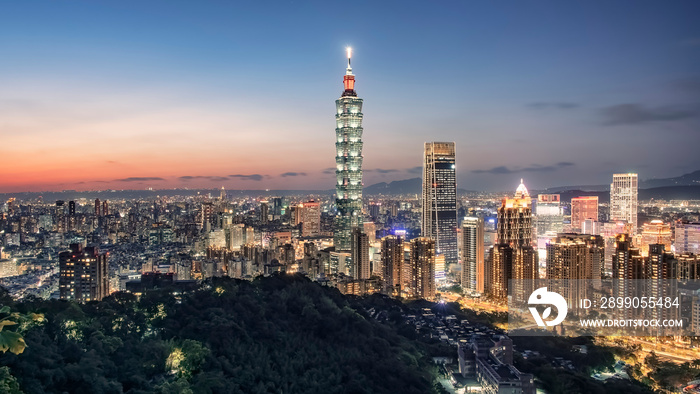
280 172 307 177
229 174 264 181
601 103 697 125
114 177 165 182
366 168 399 174
472 162 575 175
322 167 336 175
179 175 229 182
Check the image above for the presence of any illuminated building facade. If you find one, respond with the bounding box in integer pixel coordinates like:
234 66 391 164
59 243 109 302
462 216 484 294
675 222 700 255
334 48 364 252
487 180 538 300
639 220 672 256
610 173 638 233
295 201 321 237
407 237 436 300
381 235 404 296
422 142 458 266
571 196 598 233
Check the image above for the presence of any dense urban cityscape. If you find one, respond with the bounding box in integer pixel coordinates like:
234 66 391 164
2 1 699 393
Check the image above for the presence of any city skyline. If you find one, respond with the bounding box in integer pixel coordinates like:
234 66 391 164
2 1 700 193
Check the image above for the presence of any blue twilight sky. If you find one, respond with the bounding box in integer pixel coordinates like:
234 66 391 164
1 0 699 192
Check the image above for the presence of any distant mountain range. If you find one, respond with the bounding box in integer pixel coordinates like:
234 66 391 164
544 170 700 192
2 171 699 201
363 178 475 196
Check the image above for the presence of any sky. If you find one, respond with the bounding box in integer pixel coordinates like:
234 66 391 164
1 0 699 193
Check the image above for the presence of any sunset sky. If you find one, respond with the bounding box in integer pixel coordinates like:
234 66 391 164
1 1 699 192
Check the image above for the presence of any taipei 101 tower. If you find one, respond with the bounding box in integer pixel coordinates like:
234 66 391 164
333 48 364 252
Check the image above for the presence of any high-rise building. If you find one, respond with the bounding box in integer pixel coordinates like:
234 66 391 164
546 233 605 307
260 201 269 224
639 220 672 256
407 237 436 300
59 244 109 302
610 173 638 233
462 217 484 294
55 200 66 233
497 180 532 248
296 201 321 237
675 222 700 255
571 196 598 232
487 180 537 301
534 194 563 237
422 142 458 266
333 47 364 252
102 200 109 216
351 228 370 280
381 235 404 296
94 198 101 217
68 200 76 216
546 233 604 281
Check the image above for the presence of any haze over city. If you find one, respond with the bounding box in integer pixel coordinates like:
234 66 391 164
2 0 699 193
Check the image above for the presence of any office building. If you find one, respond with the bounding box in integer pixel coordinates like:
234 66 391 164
461 217 484 294
260 201 269 224
422 142 458 266
610 173 638 233
295 201 321 237
639 220 672 257
675 222 700 255
570 196 598 232
487 180 538 300
59 243 109 302
333 48 364 252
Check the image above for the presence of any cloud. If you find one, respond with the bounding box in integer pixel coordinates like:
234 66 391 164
601 103 697 125
322 167 336 175
367 168 399 174
179 175 230 182
229 174 264 181
114 177 165 182
406 166 422 174
280 172 307 177
472 162 575 175
527 102 579 109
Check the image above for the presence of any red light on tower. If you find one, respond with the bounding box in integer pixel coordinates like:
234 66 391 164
344 74 355 91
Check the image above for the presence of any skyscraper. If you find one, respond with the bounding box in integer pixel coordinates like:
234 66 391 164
295 201 321 237
334 47 364 252
351 228 370 280
461 217 484 294
571 196 598 233
407 237 436 300
59 243 109 302
610 173 638 233
422 142 458 266
496 180 532 247
381 235 404 296
675 222 700 254
487 180 538 301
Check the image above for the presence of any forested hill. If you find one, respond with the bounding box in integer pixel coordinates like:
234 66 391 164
0 275 443 394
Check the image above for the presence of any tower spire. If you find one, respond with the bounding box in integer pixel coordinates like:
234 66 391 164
342 47 356 96
346 47 353 75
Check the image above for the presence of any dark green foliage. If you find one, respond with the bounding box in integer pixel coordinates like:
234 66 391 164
0 275 441 393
